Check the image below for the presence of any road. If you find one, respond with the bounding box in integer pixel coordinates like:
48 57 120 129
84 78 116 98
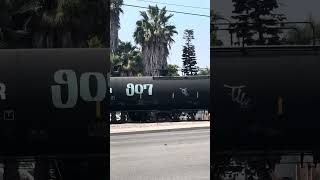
110 128 210 180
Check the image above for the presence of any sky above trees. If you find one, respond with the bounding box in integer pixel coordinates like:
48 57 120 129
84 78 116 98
119 0 210 70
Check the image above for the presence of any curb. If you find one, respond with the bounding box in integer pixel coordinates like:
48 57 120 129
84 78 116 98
110 126 210 136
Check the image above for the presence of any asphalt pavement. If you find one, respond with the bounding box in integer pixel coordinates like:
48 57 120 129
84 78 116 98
110 128 210 180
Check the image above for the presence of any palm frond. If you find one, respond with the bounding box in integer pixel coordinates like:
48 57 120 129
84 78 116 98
11 0 42 15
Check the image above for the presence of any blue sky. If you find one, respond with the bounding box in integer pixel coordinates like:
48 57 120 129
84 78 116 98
118 0 210 70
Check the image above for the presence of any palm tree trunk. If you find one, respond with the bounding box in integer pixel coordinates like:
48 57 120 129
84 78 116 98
110 20 119 52
46 32 53 48
33 32 45 48
142 41 168 76
61 31 72 48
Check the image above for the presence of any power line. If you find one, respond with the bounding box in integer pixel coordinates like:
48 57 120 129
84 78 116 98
123 4 210 18
132 0 210 10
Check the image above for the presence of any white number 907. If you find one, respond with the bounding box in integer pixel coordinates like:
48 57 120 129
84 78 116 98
126 83 153 97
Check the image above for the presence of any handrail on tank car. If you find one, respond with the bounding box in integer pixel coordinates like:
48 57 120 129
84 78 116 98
211 21 316 48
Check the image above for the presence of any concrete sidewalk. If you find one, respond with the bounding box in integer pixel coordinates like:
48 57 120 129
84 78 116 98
110 121 210 135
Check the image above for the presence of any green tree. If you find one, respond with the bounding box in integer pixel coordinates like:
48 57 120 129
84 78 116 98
110 0 123 52
111 41 145 123
199 67 210 75
111 41 144 77
87 35 105 48
230 0 286 46
285 15 320 45
166 64 179 76
134 5 178 76
182 29 198 76
31 0 107 48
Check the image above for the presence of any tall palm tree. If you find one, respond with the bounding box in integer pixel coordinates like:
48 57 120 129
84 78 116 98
134 5 177 76
110 0 123 52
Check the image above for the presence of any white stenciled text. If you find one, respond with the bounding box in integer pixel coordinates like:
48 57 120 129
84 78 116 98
51 70 107 108
126 83 153 97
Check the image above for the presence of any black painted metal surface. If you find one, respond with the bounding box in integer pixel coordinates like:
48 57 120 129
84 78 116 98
110 76 210 111
0 49 109 155
212 46 320 153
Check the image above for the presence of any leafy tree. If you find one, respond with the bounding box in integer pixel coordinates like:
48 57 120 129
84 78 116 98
166 64 179 76
134 5 178 76
181 29 198 76
199 67 210 75
230 0 286 46
285 15 320 45
181 29 199 120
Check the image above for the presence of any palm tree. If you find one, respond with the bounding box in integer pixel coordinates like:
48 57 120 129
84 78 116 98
1 0 107 49
30 0 107 48
110 41 144 123
0 0 41 48
116 41 143 76
111 41 144 77
134 5 177 76
110 0 123 52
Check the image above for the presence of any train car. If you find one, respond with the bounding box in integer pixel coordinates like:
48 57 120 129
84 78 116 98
0 49 108 156
212 45 320 153
110 76 210 111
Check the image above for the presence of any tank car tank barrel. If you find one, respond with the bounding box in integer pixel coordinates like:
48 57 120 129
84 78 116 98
109 76 210 111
